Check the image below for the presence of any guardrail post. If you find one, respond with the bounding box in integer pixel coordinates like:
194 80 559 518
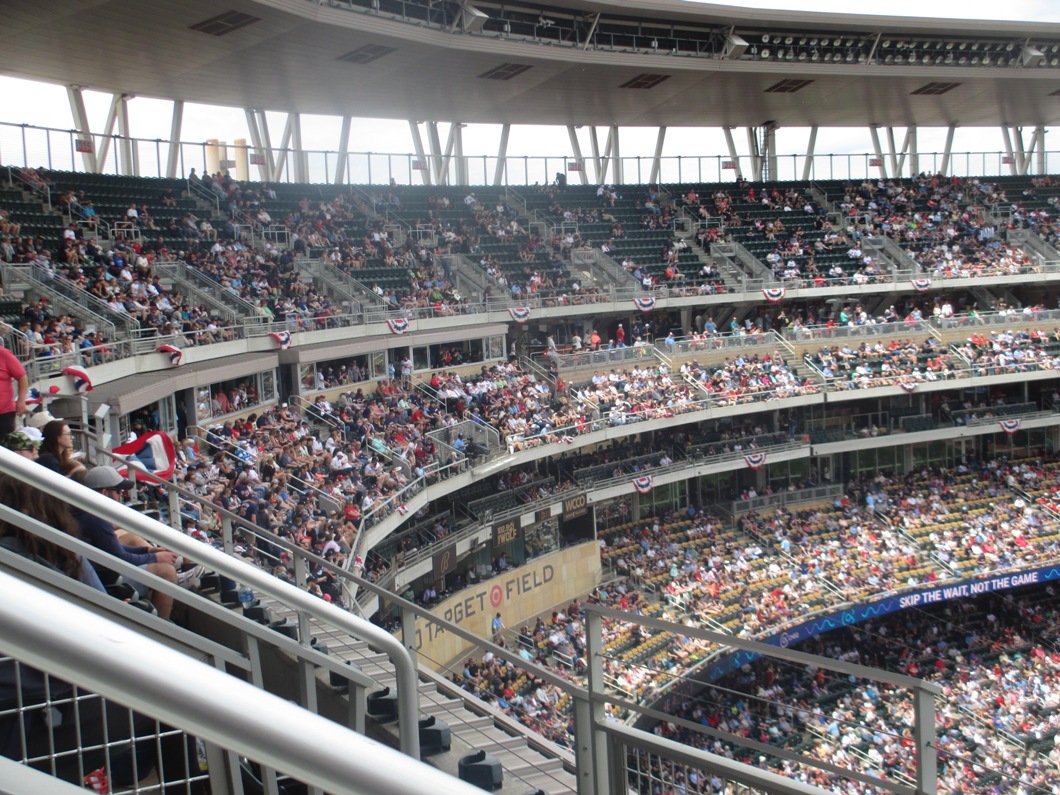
220 514 235 556
913 685 938 795
573 610 609 795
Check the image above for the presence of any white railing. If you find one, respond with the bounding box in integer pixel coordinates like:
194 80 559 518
2 120 1058 186
0 446 424 759
0 571 480 795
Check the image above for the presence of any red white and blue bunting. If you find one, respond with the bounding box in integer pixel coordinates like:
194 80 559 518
62 365 93 394
386 318 410 335
632 474 654 494
268 330 292 350
633 296 657 313
744 452 768 470
26 385 60 405
911 278 932 292
112 431 177 482
560 435 576 444
999 418 1022 435
763 287 786 304
156 344 183 367
898 380 918 393
508 307 532 323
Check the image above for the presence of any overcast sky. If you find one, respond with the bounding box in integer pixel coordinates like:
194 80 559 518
0 0 1055 181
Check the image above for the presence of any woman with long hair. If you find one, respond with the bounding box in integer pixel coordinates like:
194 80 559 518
37 419 76 474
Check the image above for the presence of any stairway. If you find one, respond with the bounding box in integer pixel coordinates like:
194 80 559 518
266 602 579 794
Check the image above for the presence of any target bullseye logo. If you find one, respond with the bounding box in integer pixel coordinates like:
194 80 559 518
489 585 503 607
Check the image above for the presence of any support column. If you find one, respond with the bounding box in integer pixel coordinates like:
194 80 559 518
868 126 887 179
609 125 622 184
333 115 352 185
886 127 900 178
116 94 137 177
290 113 306 183
453 123 467 186
908 125 919 177
95 94 122 175
745 127 762 182
801 126 817 181
256 110 276 180
426 122 445 185
244 108 270 181
492 123 510 186
1001 126 1019 176
589 127 606 183
940 125 956 176
166 100 184 178
271 114 294 183
408 121 431 186
762 122 777 182
566 126 589 185
1035 124 1046 175
648 127 666 185
722 127 743 180
66 86 98 172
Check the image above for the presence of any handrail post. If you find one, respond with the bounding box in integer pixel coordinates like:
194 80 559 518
572 609 607 795
913 685 938 795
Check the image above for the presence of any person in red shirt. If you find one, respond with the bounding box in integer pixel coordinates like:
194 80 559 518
0 344 28 435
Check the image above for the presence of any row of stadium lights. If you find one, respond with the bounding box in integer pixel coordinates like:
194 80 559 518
748 34 1060 67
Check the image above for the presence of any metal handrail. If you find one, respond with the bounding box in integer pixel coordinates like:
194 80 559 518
0 445 422 759
0 570 477 795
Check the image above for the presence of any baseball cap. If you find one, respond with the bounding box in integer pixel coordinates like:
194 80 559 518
83 466 135 491
0 431 41 452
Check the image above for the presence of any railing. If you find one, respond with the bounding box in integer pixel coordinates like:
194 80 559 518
0 570 481 795
0 445 424 759
29 261 141 338
3 120 1060 186
727 483 845 516
785 319 936 343
5 164 51 209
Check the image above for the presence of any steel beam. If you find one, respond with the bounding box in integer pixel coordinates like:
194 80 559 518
271 114 293 183
408 121 431 186
940 124 956 176
1001 125 1018 176
648 127 666 185
94 94 122 175
290 113 305 183
801 125 817 181
116 94 137 176
869 125 887 179
723 126 742 179
334 115 352 185
566 126 588 185
610 125 622 183
66 86 98 172
166 100 184 178
492 123 510 186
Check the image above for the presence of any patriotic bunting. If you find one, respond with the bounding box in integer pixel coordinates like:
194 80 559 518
112 431 177 482
999 418 1022 435
386 318 410 335
744 452 768 470
156 344 183 366
762 287 786 303
62 365 93 393
911 278 932 292
632 474 654 494
27 384 62 404
560 435 576 444
508 307 532 323
397 503 410 516
898 380 918 393
268 330 292 350
634 296 657 313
